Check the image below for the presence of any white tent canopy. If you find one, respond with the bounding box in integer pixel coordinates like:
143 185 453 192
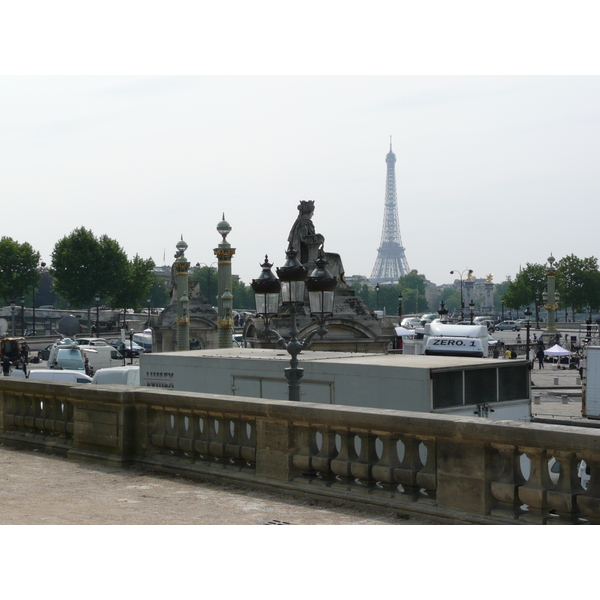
544 344 572 356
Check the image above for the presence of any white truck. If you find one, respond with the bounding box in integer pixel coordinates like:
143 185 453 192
91 365 140 386
403 321 489 358
583 346 600 419
78 345 124 372
139 348 531 420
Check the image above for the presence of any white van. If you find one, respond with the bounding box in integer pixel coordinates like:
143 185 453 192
47 339 86 371
79 345 124 372
92 365 140 386
29 370 93 384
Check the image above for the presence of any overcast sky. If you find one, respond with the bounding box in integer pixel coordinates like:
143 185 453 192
2 5 599 292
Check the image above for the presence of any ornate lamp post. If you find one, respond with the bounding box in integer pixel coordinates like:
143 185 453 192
524 306 532 360
469 299 475 324
501 296 505 321
375 283 380 311
146 298 152 328
32 261 46 335
397 292 403 322
438 301 449 324
95 293 100 337
251 246 336 402
10 298 15 336
450 268 473 322
20 295 25 336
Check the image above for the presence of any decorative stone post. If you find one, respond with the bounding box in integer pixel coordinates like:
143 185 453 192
464 273 475 315
214 215 235 348
484 274 494 314
174 237 190 351
542 254 560 346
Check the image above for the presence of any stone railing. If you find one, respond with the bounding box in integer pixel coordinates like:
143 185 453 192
1 378 600 524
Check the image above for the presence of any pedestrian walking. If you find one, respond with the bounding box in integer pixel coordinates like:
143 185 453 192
579 355 585 379
21 342 30 364
536 347 545 369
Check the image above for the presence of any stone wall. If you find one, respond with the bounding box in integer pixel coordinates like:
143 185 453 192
1 378 599 524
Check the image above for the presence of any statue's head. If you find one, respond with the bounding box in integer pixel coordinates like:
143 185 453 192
297 200 315 216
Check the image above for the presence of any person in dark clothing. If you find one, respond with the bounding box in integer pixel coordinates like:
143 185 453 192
536 348 545 369
2 358 11 376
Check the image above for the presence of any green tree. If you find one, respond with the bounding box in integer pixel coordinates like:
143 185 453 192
398 270 428 314
148 275 169 309
0 237 41 304
231 278 254 310
51 228 130 333
503 264 546 318
110 255 156 313
556 254 599 321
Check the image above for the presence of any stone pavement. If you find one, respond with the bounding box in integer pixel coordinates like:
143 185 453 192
0 445 435 525
529 363 592 423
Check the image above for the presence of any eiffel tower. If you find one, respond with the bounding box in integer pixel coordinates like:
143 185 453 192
370 139 410 283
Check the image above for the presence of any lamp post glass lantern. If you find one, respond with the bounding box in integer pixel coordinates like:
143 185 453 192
251 245 336 402
438 301 448 323
469 299 475 324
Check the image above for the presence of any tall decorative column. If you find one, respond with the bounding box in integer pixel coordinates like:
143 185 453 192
542 254 559 343
464 273 475 314
214 215 236 348
484 274 495 314
174 237 190 351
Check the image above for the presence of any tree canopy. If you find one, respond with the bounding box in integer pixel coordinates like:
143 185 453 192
0 237 41 304
51 228 128 307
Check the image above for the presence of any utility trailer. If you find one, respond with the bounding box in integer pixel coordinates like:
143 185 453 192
140 348 531 420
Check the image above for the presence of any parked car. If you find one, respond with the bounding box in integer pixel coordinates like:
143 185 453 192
37 344 53 361
420 314 440 325
495 320 521 331
106 339 145 358
401 317 422 329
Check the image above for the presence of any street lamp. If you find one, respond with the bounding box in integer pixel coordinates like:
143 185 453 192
469 299 475 324
397 292 403 322
10 298 15 336
450 269 473 322
32 261 46 335
501 296 505 321
375 283 380 311
95 293 100 337
524 306 532 361
251 245 336 402
438 301 449 324
20 295 25 336
147 298 152 328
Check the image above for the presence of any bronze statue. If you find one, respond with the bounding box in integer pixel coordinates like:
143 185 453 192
287 200 347 288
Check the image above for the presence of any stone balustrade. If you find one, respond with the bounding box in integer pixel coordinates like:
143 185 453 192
2 378 600 524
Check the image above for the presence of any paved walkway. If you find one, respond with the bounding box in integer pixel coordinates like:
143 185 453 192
0 445 435 525
529 364 591 422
